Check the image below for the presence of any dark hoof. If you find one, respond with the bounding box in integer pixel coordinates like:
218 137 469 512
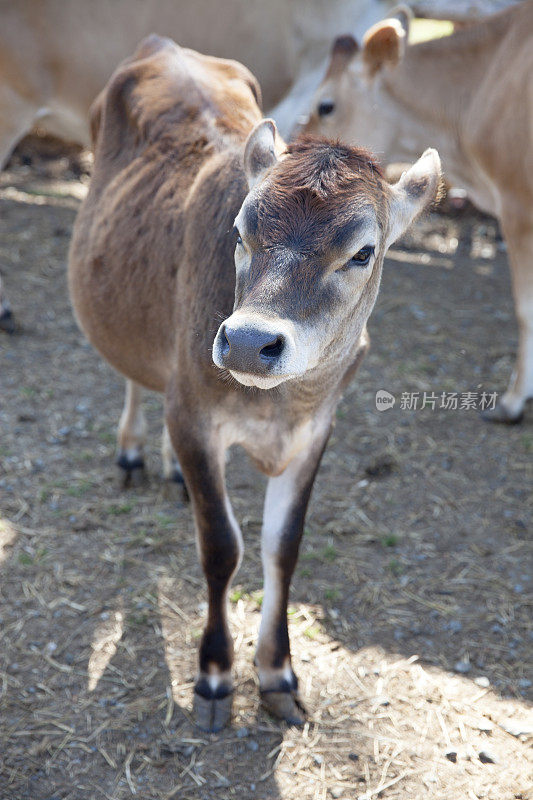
170 465 189 501
117 453 146 488
260 690 306 726
161 471 189 503
193 691 233 732
170 464 185 485
174 474 189 502
480 400 523 425
0 308 15 334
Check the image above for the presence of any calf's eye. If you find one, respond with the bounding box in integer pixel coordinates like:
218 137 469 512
336 245 375 273
350 245 374 266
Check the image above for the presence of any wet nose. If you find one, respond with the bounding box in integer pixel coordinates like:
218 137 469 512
219 324 285 373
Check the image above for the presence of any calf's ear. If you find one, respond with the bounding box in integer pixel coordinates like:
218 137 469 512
244 119 280 190
386 148 442 247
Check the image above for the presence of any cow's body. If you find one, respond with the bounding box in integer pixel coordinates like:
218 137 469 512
69 36 440 731
0 0 394 166
305 2 533 421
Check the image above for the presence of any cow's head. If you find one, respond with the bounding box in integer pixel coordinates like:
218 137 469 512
212 119 440 389
302 9 412 154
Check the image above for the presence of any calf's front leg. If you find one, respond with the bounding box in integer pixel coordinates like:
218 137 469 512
256 421 331 725
166 412 243 732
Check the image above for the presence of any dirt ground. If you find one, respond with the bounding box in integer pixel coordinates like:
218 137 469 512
0 138 531 800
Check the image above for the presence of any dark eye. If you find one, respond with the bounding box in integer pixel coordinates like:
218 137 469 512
350 245 374 266
231 225 243 246
318 100 335 117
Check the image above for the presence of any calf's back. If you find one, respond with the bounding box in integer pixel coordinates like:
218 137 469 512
68 36 261 393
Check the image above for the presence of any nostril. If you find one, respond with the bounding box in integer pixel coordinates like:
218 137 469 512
221 325 230 356
260 335 285 361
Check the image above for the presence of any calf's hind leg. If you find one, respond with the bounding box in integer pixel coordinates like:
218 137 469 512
256 423 331 725
166 410 243 732
117 380 147 483
117 386 186 487
161 422 185 486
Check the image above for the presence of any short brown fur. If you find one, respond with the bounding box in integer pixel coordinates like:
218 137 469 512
257 137 386 252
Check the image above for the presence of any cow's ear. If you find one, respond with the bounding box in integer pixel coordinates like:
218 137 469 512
391 5 412 39
363 7 411 77
325 34 359 78
244 119 280 190
386 149 442 246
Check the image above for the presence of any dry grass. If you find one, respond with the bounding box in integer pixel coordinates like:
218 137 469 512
1 507 531 799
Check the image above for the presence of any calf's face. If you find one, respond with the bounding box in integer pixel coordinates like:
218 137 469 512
212 121 440 390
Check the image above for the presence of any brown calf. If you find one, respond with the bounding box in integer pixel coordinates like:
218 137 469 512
69 36 440 731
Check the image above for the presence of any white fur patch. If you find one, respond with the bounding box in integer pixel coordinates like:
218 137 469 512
257 417 326 645
258 466 300 643
224 493 244 576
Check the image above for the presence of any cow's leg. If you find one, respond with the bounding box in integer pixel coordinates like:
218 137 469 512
0 274 14 334
256 422 331 725
0 96 41 335
482 219 533 423
161 422 184 485
166 411 243 732
0 87 42 169
117 380 147 482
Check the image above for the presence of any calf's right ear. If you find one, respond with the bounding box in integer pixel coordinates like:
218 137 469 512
244 119 280 190
386 148 442 247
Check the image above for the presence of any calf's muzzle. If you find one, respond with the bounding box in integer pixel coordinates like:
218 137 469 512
217 322 286 374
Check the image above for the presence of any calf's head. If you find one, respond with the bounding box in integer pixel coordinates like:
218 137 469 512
212 119 440 389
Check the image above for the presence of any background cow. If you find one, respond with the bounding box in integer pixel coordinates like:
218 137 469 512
303 2 533 422
0 0 521 166
0 0 395 166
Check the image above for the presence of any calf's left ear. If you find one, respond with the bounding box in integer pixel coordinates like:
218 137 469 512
386 148 442 247
244 119 281 190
